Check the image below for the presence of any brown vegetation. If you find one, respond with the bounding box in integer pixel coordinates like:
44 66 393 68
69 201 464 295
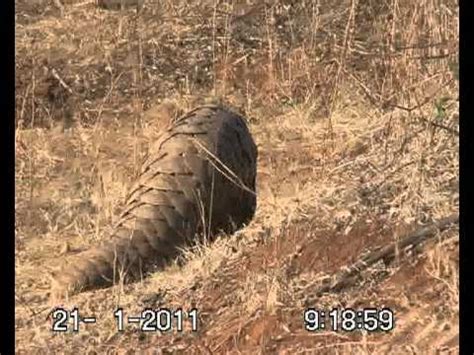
15 0 458 353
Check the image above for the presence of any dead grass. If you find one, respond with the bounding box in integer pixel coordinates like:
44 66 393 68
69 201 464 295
15 0 458 353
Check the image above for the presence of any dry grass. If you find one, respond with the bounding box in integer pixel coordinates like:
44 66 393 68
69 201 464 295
15 0 458 353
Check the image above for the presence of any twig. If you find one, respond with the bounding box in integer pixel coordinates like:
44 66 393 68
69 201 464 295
390 77 455 113
418 116 459 135
93 72 124 133
192 138 257 197
306 214 458 302
71 0 96 8
16 295 50 318
51 68 74 95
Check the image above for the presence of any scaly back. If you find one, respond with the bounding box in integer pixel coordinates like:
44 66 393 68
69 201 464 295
50 104 257 300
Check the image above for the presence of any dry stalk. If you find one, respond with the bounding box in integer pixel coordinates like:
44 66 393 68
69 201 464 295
305 214 458 304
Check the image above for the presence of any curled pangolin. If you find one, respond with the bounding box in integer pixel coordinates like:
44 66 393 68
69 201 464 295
51 104 257 300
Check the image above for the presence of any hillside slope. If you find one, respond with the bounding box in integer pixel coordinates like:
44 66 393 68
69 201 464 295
15 0 459 353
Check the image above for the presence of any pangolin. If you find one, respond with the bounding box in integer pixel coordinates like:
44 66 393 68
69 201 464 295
51 104 257 300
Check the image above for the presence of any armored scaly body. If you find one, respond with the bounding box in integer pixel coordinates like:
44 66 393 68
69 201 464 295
51 104 257 299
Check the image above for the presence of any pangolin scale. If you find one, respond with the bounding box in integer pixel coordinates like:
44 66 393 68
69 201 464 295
51 104 257 299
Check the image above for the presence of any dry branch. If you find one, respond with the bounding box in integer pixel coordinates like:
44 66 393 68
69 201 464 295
308 214 458 302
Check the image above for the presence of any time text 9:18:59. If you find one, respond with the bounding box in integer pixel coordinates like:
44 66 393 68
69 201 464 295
304 308 395 332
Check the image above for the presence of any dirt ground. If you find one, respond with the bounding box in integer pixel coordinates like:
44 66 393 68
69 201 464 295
15 0 459 353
